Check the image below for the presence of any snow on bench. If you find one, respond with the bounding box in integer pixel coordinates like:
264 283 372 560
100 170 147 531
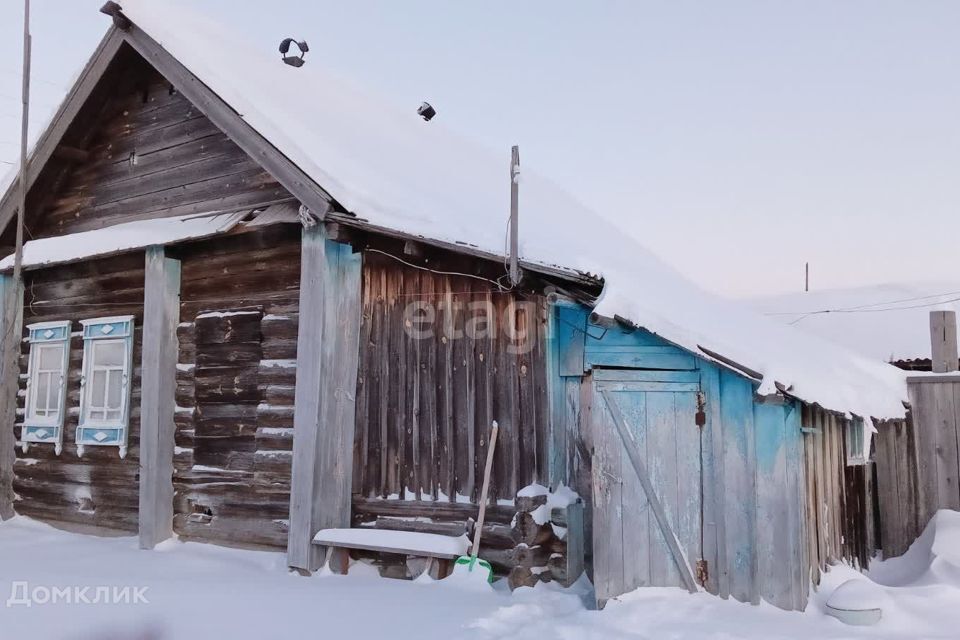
312 528 469 559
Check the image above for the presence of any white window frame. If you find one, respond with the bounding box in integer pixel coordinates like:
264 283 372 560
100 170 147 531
77 316 135 459
846 417 871 466
21 321 72 456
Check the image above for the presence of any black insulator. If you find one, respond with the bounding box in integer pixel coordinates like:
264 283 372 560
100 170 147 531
417 102 437 122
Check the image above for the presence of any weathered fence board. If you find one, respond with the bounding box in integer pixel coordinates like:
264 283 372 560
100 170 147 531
354 252 550 505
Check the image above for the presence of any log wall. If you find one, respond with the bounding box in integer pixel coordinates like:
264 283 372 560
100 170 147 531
172 227 301 549
13 253 146 532
353 252 550 506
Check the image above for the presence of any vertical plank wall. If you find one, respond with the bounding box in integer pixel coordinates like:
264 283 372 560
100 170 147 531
13 253 146 532
172 226 301 548
874 415 921 558
718 369 807 610
876 376 960 559
353 252 550 507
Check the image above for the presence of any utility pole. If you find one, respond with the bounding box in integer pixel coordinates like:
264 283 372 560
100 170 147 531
509 145 520 287
805 262 809 293
13 0 30 287
1 0 30 521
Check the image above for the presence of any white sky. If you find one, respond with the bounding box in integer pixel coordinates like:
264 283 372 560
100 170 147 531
1 1 958 297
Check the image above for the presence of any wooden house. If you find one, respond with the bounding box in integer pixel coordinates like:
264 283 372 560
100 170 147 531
0 1 909 611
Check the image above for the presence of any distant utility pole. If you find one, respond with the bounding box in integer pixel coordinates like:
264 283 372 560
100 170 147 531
805 262 809 292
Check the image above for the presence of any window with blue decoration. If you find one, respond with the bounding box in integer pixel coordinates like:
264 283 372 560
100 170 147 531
77 316 135 458
22 321 72 456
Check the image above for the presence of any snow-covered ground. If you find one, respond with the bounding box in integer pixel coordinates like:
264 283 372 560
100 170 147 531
2 512 960 640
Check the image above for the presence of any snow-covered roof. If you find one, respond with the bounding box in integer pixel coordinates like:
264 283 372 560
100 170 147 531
5 1 909 420
0 211 246 272
750 283 960 363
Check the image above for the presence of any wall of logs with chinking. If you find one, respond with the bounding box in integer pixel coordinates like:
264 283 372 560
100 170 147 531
13 253 146 532
171 226 301 549
352 251 551 508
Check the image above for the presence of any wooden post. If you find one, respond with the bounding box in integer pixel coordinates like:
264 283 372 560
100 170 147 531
138 246 181 549
929 311 958 373
509 145 520 286
287 225 363 571
0 274 23 520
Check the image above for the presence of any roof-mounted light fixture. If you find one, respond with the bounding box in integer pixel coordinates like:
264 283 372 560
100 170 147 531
279 38 309 67
417 102 436 122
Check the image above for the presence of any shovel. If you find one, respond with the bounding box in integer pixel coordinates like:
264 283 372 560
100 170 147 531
453 421 499 582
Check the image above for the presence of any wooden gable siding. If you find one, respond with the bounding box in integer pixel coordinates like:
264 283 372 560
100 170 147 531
353 252 550 507
13 253 145 532
171 227 301 549
29 55 289 240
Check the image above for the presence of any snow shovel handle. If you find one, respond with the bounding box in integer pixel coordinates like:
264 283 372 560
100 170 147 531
471 422 499 559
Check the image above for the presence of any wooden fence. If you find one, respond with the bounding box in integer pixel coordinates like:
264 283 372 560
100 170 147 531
801 406 879 584
875 375 960 559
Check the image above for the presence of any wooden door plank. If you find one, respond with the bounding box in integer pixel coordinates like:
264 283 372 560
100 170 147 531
601 389 698 593
645 390 680 587
673 389 703 587
619 391 649 590
591 383 624 602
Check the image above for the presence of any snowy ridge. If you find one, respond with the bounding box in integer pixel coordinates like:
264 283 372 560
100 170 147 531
5 0 908 420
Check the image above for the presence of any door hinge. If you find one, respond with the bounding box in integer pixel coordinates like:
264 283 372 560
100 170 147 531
695 391 706 428
696 559 709 586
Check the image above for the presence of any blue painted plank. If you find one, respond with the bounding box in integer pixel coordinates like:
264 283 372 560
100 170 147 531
699 362 726 597
594 369 699 383
620 390 650 589
718 368 757 603
753 400 793 610
557 304 588 376
585 349 697 370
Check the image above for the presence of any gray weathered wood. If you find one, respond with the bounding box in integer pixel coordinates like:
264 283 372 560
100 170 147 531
138 246 181 549
562 500 585 586
287 225 363 571
932 382 960 510
0 29 125 235
0 275 21 520
930 311 959 373
120 24 334 219
600 389 699 593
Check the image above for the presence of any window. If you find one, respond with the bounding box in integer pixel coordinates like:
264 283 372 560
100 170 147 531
846 417 871 466
77 316 135 458
22 321 71 455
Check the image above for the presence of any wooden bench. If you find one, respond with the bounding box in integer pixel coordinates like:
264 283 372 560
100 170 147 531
312 528 470 579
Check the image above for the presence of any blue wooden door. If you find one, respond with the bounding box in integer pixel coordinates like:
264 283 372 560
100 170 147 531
591 369 703 603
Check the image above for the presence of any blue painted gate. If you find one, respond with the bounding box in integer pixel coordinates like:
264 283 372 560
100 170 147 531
591 368 704 602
